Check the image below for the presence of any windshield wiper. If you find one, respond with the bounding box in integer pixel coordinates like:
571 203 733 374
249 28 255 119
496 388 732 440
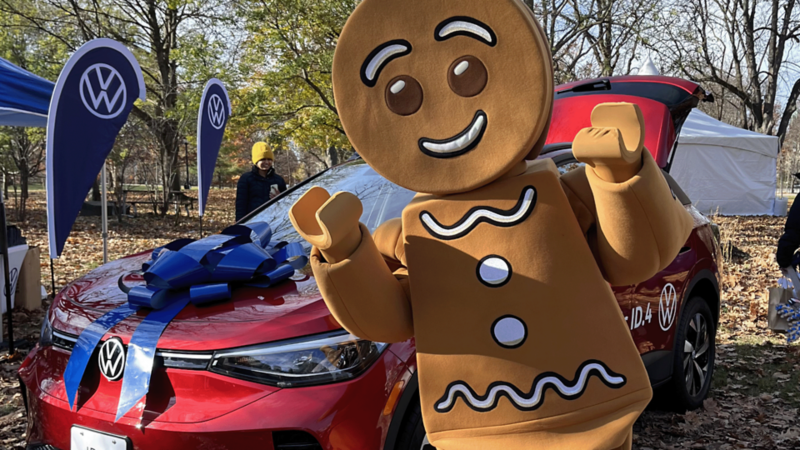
556 79 611 95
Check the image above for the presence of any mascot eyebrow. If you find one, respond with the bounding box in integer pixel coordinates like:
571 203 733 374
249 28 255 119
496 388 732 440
360 39 412 87
434 17 497 47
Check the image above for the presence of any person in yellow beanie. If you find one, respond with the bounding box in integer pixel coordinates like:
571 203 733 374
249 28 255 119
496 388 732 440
235 142 287 221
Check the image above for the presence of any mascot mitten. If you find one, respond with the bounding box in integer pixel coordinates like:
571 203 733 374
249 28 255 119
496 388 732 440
290 0 693 448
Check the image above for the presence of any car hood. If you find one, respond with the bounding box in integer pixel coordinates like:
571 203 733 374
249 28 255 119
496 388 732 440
49 251 342 351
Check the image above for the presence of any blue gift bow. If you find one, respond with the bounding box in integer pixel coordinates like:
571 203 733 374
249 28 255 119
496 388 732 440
62 222 308 421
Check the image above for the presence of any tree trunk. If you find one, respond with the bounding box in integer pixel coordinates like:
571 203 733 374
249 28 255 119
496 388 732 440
18 170 28 222
169 148 181 193
156 119 182 214
12 179 18 219
777 78 800 147
326 146 339 167
91 178 101 201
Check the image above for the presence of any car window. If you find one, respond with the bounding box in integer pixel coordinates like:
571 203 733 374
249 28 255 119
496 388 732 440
542 150 585 175
246 160 416 247
555 158 585 175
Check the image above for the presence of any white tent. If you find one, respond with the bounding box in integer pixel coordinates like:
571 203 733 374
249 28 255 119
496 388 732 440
638 57 660 76
670 109 780 216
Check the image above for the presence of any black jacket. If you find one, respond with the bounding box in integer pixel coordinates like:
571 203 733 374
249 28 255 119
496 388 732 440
777 199 800 267
235 166 287 221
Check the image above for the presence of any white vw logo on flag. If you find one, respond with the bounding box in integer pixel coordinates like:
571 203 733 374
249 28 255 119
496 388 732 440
208 94 226 129
79 63 127 119
97 337 126 382
659 283 678 331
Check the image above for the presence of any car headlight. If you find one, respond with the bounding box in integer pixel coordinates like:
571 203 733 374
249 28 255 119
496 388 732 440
39 314 53 348
209 330 388 387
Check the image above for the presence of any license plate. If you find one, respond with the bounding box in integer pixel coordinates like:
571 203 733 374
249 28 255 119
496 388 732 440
71 426 129 450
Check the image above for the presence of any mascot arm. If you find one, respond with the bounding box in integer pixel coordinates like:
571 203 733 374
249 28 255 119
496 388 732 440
290 188 413 343
566 102 693 286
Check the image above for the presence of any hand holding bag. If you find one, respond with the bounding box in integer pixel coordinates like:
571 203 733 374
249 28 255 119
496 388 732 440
769 267 800 336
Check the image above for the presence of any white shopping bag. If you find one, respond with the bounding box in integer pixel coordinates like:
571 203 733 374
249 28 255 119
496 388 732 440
0 244 28 314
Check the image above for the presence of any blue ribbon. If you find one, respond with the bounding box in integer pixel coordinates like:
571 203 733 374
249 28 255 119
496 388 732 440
63 304 138 411
62 222 308 421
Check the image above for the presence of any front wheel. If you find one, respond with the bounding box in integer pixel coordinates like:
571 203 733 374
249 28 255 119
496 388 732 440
667 296 716 410
394 397 436 450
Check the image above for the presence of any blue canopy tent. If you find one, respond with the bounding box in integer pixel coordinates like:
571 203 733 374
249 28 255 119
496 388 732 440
0 57 53 354
0 57 54 127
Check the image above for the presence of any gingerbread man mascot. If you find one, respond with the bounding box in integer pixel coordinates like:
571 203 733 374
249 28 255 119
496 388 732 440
289 0 693 448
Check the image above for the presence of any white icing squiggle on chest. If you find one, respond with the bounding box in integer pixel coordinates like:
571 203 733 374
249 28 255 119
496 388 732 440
420 186 536 240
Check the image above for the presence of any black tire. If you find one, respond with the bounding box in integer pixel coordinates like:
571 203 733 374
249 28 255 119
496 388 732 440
666 296 716 411
394 396 435 450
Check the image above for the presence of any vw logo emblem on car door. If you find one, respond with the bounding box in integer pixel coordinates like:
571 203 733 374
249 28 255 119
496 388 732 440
659 283 678 331
208 94 226 129
79 63 127 119
98 337 126 382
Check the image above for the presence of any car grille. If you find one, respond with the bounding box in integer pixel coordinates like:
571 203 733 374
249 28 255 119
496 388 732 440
26 444 61 450
273 431 322 450
53 329 212 370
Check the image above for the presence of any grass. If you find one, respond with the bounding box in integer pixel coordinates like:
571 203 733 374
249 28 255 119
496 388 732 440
0 403 16 417
713 337 800 408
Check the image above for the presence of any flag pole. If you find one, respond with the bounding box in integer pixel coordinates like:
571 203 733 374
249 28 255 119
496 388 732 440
50 258 56 297
0 185 14 355
101 162 108 264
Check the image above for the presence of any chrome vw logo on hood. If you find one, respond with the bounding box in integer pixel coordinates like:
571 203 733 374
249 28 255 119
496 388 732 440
208 93 226 129
80 63 127 119
98 337 126 382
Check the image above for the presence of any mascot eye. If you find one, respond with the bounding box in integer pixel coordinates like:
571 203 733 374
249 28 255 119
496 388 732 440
448 56 487 97
385 75 423 116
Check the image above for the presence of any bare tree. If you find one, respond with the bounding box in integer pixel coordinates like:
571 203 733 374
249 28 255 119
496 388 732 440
581 0 660 76
0 128 46 221
523 0 664 82
528 0 595 83
658 0 800 145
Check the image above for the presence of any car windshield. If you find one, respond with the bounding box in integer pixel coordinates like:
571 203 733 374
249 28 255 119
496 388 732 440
246 160 416 247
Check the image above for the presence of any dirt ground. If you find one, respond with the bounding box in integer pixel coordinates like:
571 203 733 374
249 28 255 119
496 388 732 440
1 192 799 449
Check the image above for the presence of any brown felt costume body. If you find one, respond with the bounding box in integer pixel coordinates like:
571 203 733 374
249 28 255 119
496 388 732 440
289 0 693 448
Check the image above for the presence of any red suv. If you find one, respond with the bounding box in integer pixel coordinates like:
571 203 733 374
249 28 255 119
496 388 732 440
20 75 720 450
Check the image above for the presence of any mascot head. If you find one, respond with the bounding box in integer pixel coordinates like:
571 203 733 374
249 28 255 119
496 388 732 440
333 0 554 194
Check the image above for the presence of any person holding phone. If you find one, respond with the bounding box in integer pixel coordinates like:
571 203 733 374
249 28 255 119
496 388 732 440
235 142 287 221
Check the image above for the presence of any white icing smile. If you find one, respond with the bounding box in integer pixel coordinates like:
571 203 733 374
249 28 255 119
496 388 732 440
419 111 486 157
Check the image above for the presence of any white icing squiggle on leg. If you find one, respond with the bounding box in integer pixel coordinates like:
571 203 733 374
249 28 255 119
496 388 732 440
434 360 626 412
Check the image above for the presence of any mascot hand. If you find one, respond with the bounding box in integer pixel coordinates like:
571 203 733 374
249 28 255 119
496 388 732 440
289 186 363 263
573 102 645 183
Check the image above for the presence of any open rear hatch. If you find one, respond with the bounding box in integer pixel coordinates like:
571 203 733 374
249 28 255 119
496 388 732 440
545 75 709 169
